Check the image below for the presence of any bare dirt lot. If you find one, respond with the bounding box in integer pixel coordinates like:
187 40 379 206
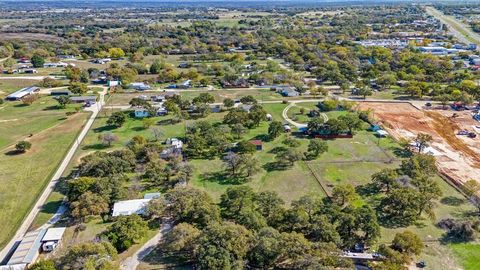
358 102 480 185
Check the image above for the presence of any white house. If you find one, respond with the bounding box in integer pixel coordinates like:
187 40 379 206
112 199 151 217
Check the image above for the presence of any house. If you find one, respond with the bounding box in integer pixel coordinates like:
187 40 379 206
166 138 183 149
129 82 151 91
210 105 221 113
51 90 72 96
41 227 66 252
279 88 300 97
6 86 40 101
177 80 191 89
43 62 71 68
6 229 47 267
70 96 97 103
112 199 151 217
134 108 150 118
23 69 38 74
152 93 176 102
107 80 120 87
249 140 263 151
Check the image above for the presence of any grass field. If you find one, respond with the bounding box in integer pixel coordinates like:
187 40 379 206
0 79 39 97
0 105 88 249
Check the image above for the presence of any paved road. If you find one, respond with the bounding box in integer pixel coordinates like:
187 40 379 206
426 6 480 45
0 87 107 263
120 223 172 270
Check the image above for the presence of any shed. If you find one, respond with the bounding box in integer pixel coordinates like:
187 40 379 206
51 90 72 96
41 227 66 252
70 96 97 103
144 193 161 200
6 86 40 101
112 199 151 217
376 130 389 137
249 140 263 151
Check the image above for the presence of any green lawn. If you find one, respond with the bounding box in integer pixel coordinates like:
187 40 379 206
0 109 88 249
450 243 480 270
0 96 83 149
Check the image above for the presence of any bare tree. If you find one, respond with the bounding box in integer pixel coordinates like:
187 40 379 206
98 132 118 147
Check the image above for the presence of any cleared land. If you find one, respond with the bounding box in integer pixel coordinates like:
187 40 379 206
358 102 480 185
0 98 88 249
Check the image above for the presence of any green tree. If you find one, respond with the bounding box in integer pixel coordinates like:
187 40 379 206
162 223 201 261
57 242 118 270
56 95 71 109
413 133 433 153
338 113 363 134
268 121 283 139
15 140 31 153
400 153 437 179
379 188 422 226
107 112 127 127
231 123 247 139
331 184 358 207
412 176 442 218
223 98 235 109
31 54 45 68
150 59 164 74
391 231 423 256
247 227 283 269
68 82 88 95
29 259 56 270
108 47 125 58
105 214 148 252
197 222 252 269
70 191 109 221
305 139 328 159
372 168 399 193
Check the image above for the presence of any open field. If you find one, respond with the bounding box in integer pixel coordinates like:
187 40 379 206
358 102 480 185
0 78 39 97
450 243 480 270
0 107 88 250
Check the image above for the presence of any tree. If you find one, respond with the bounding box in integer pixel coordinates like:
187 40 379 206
15 140 31 153
414 133 433 153
222 151 245 177
56 95 71 108
150 59 164 74
142 118 155 129
357 86 372 99
379 188 422 226
29 260 56 270
107 112 126 127
31 54 45 68
98 132 118 147
372 168 399 193
67 177 96 201
108 47 125 58
243 156 261 178
400 153 437 179
2 58 16 69
240 95 257 104
105 214 148 251
338 113 363 134
268 121 283 139
68 82 88 95
78 149 136 177
70 191 109 221
197 222 252 269
331 184 358 207
305 139 328 159
231 123 247 139
165 187 220 227
275 148 303 166
192 93 215 104
22 94 39 105
162 223 201 261
412 176 442 218
248 227 283 269
223 98 235 109
391 231 423 256
56 242 118 270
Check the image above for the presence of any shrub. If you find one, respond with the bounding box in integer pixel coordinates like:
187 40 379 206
15 140 32 153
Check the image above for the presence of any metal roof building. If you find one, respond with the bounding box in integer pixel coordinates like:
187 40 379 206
7 229 46 266
5 87 40 101
112 199 151 217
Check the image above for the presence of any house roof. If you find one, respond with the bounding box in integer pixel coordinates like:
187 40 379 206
112 199 151 217
70 96 97 101
249 140 262 146
7 229 46 265
42 227 66 242
6 86 39 99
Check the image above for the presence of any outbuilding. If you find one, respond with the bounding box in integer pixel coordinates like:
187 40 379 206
112 199 151 217
41 227 66 252
70 96 97 103
6 86 40 101
249 140 263 151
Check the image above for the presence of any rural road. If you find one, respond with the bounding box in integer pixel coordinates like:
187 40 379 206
0 87 107 263
120 223 172 270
